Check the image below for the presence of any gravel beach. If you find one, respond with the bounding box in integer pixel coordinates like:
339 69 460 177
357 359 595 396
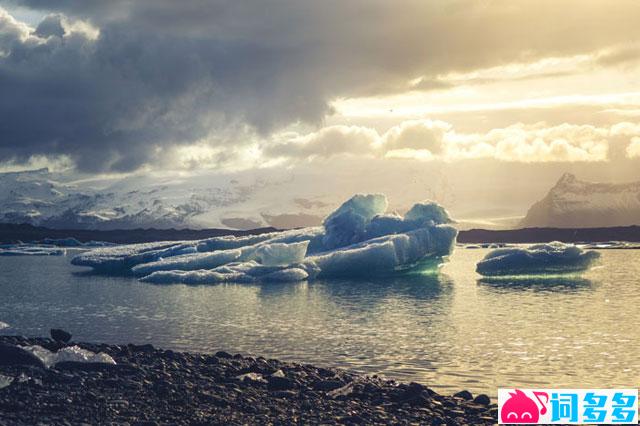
0 335 497 425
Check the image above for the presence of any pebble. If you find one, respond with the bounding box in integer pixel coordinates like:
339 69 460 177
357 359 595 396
0 336 497 425
50 329 72 344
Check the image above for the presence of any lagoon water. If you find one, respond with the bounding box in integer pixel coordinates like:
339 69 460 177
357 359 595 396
1 248 638 398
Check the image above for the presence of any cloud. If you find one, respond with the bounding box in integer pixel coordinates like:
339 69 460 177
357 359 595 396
264 126 379 160
626 137 640 159
1 1 640 171
33 13 63 37
382 120 450 154
448 123 611 162
596 44 640 67
265 120 640 164
0 153 73 172
264 120 451 161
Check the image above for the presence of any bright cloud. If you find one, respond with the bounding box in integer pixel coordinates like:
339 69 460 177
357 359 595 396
627 137 640 158
264 120 636 163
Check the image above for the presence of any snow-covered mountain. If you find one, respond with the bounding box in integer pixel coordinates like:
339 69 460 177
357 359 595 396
0 168 331 230
520 173 640 228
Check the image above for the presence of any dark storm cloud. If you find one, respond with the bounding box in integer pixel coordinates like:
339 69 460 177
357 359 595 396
1 0 639 171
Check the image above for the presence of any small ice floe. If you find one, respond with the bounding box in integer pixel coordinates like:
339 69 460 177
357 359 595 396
0 321 9 330
581 241 640 250
475 241 600 277
22 345 116 368
38 238 116 248
72 194 458 283
39 237 83 247
0 245 65 256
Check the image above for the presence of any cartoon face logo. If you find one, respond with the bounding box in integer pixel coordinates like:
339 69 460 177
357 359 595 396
501 389 548 424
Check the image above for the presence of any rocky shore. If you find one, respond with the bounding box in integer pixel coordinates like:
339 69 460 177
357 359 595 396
0 335 497 425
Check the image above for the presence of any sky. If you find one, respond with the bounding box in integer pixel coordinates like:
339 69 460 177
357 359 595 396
1 0 640 225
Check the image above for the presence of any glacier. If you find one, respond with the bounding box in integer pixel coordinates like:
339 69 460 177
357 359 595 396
72 194 457 283
475 241 600 277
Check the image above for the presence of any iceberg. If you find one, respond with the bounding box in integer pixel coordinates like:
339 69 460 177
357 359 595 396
71 241 199 273
72 194 457 284
0 244 65 256
140 262 311 284
476 241 600 277
132 248 243 276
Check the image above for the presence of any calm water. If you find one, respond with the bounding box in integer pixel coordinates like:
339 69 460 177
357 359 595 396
1 248 639 398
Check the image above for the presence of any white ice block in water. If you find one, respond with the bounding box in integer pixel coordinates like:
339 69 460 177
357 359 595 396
72 194 458 283
249 241 309 266
23 345 116 367
132 248 242 276
0 245 65 256
307 226 457 278
321 194 388 249
140 263 310 284
71 241 198 273
475 241 600 277
0 321 8 330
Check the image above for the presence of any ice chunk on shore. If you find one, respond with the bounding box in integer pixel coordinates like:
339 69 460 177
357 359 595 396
72 194 457 283
0 245 65 256
23 345 116 367
476 241 600 276
0 374 11 389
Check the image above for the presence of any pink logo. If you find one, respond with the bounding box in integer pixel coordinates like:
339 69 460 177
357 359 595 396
500 389 549 424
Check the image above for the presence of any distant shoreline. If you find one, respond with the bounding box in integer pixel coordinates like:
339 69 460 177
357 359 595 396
2 222 640 245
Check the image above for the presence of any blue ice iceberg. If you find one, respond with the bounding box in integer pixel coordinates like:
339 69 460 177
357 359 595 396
475 241 600 277
72 194 457 283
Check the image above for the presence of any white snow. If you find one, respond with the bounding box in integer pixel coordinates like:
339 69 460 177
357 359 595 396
0 321 9 330
22 345 116 367
72 194 458 284
476 241 600 276
521 173 640 228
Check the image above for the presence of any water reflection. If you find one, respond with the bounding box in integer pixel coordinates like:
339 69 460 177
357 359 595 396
477 276 593 293
308 273 450 301
3 250 640 399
